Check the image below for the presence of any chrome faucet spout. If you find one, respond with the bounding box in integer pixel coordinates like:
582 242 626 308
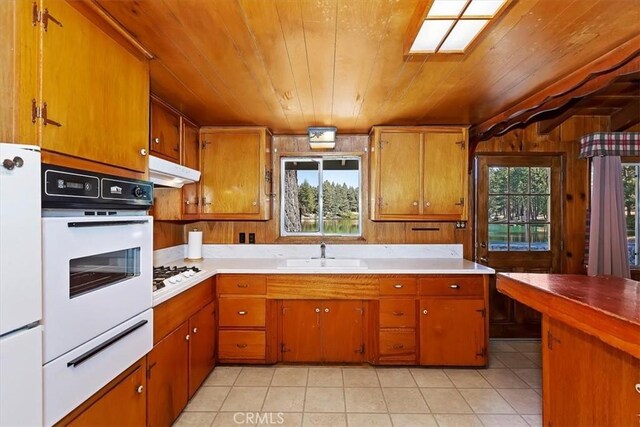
320 242 326 259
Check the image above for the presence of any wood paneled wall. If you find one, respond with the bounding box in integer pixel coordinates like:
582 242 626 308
153 221 185 250
475 116 610 274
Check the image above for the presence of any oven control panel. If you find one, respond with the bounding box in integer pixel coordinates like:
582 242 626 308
43 165 153 209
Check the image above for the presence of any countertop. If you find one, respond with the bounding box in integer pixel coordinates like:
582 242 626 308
496 273 640 358
153 257 494 306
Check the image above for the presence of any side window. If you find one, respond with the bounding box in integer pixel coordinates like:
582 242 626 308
622 164 639 266
281 157 361 236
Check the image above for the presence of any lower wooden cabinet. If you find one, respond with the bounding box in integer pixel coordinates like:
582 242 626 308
57 358 147 426
281 300 364 363
189 301 216 397
219 330 266 361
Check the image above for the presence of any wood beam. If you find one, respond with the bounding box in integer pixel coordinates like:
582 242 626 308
610 101 640 131
537 108 580 135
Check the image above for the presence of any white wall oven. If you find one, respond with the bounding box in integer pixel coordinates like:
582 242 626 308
41 165 154 426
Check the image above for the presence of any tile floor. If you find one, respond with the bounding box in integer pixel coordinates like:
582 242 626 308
174 340 542 427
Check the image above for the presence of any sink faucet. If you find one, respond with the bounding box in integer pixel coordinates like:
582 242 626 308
320 242 326 259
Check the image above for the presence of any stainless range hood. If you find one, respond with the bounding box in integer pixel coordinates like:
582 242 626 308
148 155 200 188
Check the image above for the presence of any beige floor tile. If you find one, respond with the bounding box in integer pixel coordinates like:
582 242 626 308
184 387 230 412
220 387 268 412
204 366 242 386
262 387 306 412
302 413 347 427
489 341 518 353
212 412 256 426
382 387 429 413
458 389 515 414
343 368 380 387
173 411 216 427
390 414 438 427
479 369 529 388
493 353 537 369
271 368 309 387
478 414 529 427
304 387 345 412
497 389 542 415
235 367 275 386
521 352 542 367
512 369 542 388
521 414 543 427
410 369 455 388
434 414 483 427
488 355 506 368
509 342 541 353
344 387 387 413
308 367 343 387
444 369 492 388
419 388 473 414
376 368 417 387
347 413 392 427
258 412 303 426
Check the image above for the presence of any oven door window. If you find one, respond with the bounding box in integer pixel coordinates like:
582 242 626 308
69 248 141 298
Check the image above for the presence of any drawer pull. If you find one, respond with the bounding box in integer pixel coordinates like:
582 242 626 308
237 310 248 315
237 284 249 288
422 309 428 315
392 344 404 350
324 308 329 313
392 311 405 316
449 284 460 289
393 284 404 289
236 343 248 348
315 308 320 313
136 385 144 394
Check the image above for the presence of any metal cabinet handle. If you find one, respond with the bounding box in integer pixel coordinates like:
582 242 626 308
392 311 404 316
140 148 147 156
315 308 320 313
449 284 460 289
393 284 403 289
185 334 190 341
237 311 248 315
237 284 249 288
392 344 404 350
192 327 198 334
422 309 428 315
136 385 144 394
324 308 329 313
154 137 160 144
236 343 247 348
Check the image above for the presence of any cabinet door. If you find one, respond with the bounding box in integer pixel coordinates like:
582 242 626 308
419 299 485 366
188 301 216 398
376 132 422 216
201 132 261 215
182 120 200 215
423 132 467 218
67 362 146 427
147 323 189 427
322 301 364 363
40 0 148 172
281 300 322 362
150 99 180 162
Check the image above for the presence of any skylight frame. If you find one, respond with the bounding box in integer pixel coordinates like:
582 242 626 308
406 0 512 55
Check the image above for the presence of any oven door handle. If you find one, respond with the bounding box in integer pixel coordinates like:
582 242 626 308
67 220 149 228
66 320 148 368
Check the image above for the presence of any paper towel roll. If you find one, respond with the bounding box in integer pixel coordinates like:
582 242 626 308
187 229 203 260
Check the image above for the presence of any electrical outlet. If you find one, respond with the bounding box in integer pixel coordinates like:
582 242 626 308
239 232 246 243
249 233 255 244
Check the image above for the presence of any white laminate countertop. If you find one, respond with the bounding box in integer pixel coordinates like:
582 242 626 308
152 257 495 306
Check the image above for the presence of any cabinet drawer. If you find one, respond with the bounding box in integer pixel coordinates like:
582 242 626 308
379 278 417 296
379 299 416 328
219 298 265 327
218 275 266 295
419 276 483 297
379 331 416 360
218 331 265 360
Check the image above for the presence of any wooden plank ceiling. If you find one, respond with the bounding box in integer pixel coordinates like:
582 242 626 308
96 0 640 133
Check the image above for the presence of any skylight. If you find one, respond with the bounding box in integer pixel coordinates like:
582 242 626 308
409 0 508 54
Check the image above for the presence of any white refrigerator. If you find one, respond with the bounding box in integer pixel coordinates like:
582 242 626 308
0 143 43 426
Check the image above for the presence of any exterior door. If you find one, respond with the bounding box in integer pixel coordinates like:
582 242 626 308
476 155 562 338
321 301 364 363
281 300 322 362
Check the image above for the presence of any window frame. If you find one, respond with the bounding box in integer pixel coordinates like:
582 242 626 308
279 155 362 237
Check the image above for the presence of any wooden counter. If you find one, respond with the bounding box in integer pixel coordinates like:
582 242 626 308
497 273 640 427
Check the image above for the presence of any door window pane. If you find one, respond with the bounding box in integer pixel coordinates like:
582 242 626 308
488 195 507 223
509 167 529 193
508 224 529 251
489 167 507 194
488 224 508 251
531 224 550 251
530 167 550 193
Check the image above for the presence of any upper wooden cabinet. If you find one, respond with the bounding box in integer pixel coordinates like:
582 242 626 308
150 98 180 162
369 126 469 221
182 119 200 217
200 127 272 220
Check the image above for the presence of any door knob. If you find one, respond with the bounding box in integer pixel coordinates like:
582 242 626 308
154 137 160 144
412 201 418 206
140 148 147 156
315 308 320 313
425 201 431 207
192 327 198 334
324 308 329 313
2 159 15 170
422 309 428 315
635 383 640 394
185 334 190 341
136 385 144 394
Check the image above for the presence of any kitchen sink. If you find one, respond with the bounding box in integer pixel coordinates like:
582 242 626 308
278 258 368 269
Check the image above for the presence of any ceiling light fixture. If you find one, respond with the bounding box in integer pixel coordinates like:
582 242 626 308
308 126 337 150
408 0 509 54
